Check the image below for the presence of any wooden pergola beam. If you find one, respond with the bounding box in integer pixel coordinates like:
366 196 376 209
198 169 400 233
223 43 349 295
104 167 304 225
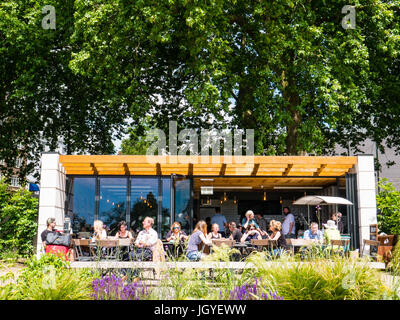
283 164 293 176
90 163 98 175
314 164 327 176
219 163 227 176
251 163 260 176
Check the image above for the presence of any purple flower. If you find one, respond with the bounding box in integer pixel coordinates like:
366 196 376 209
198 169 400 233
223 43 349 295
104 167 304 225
91 275 151 300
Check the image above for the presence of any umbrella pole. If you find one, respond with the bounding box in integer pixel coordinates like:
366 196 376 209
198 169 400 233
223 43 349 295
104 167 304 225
307 205 310 228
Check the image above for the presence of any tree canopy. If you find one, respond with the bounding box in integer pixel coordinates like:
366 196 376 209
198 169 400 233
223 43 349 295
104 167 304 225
1 0 126 182
1 0 399 178
69 0 400 156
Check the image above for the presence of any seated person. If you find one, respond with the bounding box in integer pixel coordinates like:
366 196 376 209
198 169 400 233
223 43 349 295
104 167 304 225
208 223 222 240
240 223 262 243
241 210 260 230
166 222 188 242
41 217 60 249
114 220 133 239
323 220 341 243
130 217 158 261
186 220 213 261
266 220 288 256
113 220 133 261
303 222 324 241
228 222 242 243
92 220 108 242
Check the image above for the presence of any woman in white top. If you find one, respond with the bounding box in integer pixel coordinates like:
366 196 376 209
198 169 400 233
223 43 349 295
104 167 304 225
92 220 107 242
208 223 222 240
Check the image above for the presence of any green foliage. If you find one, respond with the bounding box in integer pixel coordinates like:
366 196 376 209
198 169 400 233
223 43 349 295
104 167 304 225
0 180 38 257
1 0 121 181
377 178 400 235
244 251 390 300
70 0 400 156
12 253 92 300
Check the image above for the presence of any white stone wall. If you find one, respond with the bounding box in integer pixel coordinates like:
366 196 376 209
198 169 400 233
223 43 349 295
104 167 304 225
36 153 66 257
356 155 377 254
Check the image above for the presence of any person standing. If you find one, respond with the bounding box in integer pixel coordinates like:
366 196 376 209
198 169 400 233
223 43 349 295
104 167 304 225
256 213 267 233
282 207 296 239
211 207 227 238
331 212 344 234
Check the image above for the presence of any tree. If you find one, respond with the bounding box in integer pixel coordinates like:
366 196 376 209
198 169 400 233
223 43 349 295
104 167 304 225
0 179 39 257
0 0 126 182
377 178 400 235
70 0 400 156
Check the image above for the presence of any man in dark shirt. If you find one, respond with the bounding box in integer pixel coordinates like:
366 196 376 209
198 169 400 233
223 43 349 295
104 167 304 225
41 217 59 248
228 222 242 243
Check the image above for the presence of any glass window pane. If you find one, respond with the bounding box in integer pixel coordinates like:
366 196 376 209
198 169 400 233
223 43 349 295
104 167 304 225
130 177 158 234
175 178 192 235
99 177 127 236
161 177 171 238
71 177 96 233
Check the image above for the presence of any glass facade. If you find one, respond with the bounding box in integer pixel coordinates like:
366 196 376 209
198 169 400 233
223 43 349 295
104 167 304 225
174 177 192 235
130 177 159 234
98 177 128 236
69 177 96 233
66 175 180 237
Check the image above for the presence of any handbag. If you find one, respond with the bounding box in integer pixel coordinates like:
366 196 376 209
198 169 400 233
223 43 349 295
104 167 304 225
46 232 71 247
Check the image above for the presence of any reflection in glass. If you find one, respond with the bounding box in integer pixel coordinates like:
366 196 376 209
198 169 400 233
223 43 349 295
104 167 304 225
130 178 158 234
175 178 192 235
71 177 96 233
98 177 127 236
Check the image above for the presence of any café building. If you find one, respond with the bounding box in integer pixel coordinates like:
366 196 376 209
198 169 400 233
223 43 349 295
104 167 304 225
36 153 377 254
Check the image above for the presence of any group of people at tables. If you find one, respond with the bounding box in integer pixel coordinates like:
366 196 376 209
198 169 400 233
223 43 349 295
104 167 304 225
67 206 343 262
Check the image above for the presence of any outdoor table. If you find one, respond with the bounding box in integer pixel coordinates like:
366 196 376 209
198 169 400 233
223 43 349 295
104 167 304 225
285 239 320 255
73 238 134 261
233 242 254 257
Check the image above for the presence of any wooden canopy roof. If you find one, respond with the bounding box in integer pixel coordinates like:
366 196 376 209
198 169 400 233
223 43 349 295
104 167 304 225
59 155 357 177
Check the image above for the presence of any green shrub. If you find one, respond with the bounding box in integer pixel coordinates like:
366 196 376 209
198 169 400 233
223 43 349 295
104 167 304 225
12 253 92 300
377 178 400 235
244 252 391 300
0 180 38 257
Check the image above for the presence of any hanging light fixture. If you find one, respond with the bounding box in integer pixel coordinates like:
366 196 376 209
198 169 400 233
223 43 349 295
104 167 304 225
224 192 227 201
263 191 267 201
279 196 283 204
233 195 237 204
106 199 109 203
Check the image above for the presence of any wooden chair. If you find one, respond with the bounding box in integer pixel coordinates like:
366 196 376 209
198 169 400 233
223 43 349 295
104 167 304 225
212 239 235 248
328 239 350 257
95 239 119 260
72 239 94 261
250 239 277 251
361 239 380 260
